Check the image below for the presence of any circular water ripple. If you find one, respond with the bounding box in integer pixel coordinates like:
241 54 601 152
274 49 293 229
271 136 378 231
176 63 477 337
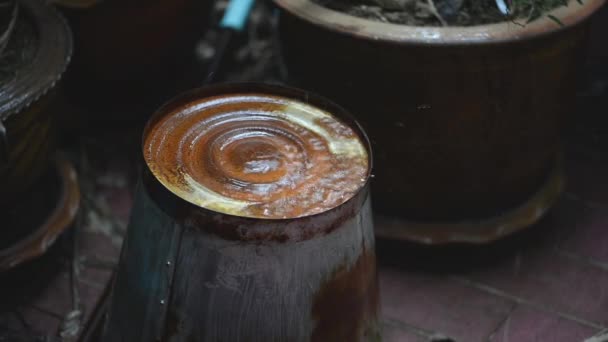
145 93 369 219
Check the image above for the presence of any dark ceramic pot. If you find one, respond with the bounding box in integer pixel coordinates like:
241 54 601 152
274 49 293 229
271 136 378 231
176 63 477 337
0 0 18 54
587 3 608 64
54 0 212 107
103 84 380 341
0 0 72 205
0 155 80 271
275 0 605 227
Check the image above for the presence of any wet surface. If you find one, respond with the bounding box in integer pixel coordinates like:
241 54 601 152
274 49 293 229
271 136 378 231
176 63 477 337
144 91 369 219
312 243 379 342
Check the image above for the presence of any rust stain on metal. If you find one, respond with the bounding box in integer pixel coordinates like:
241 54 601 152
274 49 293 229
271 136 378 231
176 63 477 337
141 84 372 244
162 309 180 341
144 169 369 244
311 243 379 342
143 91 369 220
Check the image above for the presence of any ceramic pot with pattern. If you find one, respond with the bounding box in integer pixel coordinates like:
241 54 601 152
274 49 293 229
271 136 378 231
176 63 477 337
0 0 72 205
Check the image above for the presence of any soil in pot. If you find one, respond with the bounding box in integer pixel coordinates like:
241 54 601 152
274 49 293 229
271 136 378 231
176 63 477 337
314 0 575 26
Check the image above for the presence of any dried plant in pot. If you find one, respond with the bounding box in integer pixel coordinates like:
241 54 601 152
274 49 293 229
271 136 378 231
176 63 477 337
274 0 606 244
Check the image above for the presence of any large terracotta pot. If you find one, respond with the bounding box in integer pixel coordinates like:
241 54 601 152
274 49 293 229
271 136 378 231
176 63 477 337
275 0 605 226
0 0 72 204
54 0 212 107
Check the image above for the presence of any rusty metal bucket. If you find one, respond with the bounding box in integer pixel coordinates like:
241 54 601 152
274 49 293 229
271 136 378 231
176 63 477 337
102 84 380 341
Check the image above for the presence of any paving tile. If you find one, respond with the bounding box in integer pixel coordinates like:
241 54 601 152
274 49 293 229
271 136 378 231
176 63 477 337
503 194 608 264
464 248 608 327
28 270 73 316
19 306 61 337
0 258 66 310
76 229 118 294
78 231 121 263
79 266 113 290
78 282 103 336
77 279 103 327
489 306 598 342
382 321 427 342
379 266 515 342
103 185 134 223
0 311 26 332
564 152 608 205
496 196 574 252
554 196 608 265
28 274 104 339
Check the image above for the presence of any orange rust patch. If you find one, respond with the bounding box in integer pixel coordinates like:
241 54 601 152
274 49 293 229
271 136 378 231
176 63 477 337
311 245 379 341
144 92 369 219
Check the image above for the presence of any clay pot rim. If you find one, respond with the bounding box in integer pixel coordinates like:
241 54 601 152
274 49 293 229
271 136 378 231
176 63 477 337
142 82 374 222
274 0 606 45
0 0 72 120
0 155 80 271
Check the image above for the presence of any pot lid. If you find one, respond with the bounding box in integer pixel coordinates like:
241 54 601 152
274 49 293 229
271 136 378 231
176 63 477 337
0 0 72 121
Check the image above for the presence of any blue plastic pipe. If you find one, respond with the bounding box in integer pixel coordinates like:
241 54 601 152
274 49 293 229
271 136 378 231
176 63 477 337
220 0 256 32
